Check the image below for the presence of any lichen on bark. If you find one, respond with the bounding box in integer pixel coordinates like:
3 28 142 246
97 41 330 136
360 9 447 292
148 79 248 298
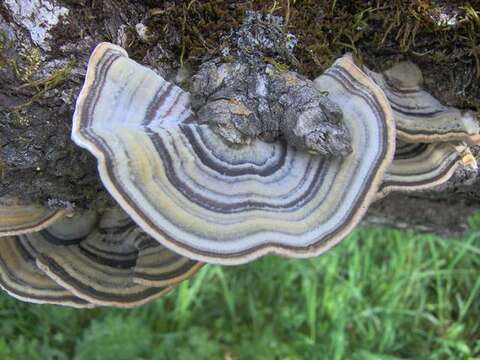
4 0 69 51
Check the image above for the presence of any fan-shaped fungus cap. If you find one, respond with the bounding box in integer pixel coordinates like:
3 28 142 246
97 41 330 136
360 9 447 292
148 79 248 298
72 44 395 265
0 197 70 236
365 62 480 144
35 207 202 308
0 198 92 306
378 141 477 199
0 236 94 307
0 209 96 307
134 237 202 287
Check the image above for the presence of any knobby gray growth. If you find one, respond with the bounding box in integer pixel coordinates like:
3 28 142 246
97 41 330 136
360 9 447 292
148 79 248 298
191 61 352 156
190 11 352 156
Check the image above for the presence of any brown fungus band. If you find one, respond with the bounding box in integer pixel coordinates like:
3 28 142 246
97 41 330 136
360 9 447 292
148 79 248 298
0 197 70 236
0 206 201 308
364 62 480 144
72 43 395 265
0 209 97 307
378 141 477 199
34 207 202 308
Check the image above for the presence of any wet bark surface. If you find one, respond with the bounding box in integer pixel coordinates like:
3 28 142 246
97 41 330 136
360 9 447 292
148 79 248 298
0 1 479 235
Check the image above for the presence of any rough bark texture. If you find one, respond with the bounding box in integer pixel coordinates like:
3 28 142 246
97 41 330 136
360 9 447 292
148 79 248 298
1 1 479 236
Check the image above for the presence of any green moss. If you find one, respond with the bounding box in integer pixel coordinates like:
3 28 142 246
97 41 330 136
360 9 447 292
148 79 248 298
0 32 10 70
10 109 31 128
262 56 289 72
12 60 74 110
15 48 42 82
0 32 74 110
137 1 478 110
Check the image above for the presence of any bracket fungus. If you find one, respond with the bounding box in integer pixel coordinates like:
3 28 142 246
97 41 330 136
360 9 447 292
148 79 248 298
0 199 201 307
72 44 395 265
364 62 480 144
378 141 477 198
0 197 70 236
0 202 94 307
26 207 202 308
0 236 94 308
133 237 202 287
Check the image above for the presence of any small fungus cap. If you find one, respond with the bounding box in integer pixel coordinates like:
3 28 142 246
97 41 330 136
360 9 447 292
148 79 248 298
378 141 476 199
0 235 94 307
0 204 201 308
35 207 202 308
72 44 395 265
0 205 95 307
365 62 480 145
0 197 70 236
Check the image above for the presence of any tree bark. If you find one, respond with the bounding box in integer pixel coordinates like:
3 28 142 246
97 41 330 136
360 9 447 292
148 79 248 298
1 1 479 236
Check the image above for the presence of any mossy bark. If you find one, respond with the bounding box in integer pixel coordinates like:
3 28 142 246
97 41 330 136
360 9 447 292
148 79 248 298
1 0 479 235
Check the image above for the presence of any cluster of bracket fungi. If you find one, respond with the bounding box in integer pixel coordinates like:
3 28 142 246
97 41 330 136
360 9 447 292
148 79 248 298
0 42 478 308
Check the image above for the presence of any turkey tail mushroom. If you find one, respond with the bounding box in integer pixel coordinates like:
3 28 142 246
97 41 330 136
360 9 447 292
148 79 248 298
0 198 92 306
0 197 70 236
134 238 202 287
0 205 201 308
35 207 202 308
0 209 97 307
364 62 480 145
72 45 395 265
378 141 477 199
0 236 94 308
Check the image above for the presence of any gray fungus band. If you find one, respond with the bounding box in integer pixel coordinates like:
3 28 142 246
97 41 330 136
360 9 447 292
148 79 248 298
0 204 202 308
364 62 480 145
378 141 477 199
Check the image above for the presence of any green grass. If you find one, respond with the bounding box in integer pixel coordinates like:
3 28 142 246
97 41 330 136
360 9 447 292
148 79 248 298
0 226 479 360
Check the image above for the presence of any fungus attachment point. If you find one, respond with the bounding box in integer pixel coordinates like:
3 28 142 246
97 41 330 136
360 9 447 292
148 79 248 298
365 62 480 144
0 197 70 236
73 45 394 264
455 144 478 168
378 141 477 198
